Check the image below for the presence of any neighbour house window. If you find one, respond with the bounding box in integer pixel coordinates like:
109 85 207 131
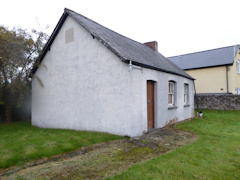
236 88 240 95
184 83 189 105
237 60 240 73
168 81 176 106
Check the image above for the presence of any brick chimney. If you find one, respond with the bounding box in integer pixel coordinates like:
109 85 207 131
143 41 158 51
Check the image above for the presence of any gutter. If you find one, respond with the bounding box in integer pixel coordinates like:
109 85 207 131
130 61 195 80
183 63 233 71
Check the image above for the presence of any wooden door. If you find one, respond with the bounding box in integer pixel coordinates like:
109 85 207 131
147 81 154 130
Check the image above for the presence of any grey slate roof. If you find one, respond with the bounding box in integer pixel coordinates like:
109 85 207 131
31 8 193 80
168 45 239 70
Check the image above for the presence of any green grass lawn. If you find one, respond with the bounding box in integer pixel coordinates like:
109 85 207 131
108 110 240 179
0 122 124 168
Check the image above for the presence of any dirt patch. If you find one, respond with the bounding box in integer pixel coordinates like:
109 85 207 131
1 126 198 180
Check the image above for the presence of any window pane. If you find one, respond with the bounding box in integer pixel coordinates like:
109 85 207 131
169 83 173 93
184 84 188 104
168 94 172 104
184 94 187 103
168 81 175 105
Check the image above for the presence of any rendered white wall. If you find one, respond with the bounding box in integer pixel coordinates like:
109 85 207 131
141 68 195 129
32 16 194 137
32 16 133 136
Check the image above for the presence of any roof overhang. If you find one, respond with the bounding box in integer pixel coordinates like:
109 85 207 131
183 63 233 71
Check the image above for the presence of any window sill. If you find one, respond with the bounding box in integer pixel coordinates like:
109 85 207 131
168 106 178 109
184 104 190 107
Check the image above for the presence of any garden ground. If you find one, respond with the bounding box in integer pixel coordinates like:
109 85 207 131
1 124 197 179
1 109 240 179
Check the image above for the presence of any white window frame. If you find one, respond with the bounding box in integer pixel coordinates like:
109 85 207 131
184 83 189 105
168 81 175 106
237 60 240 74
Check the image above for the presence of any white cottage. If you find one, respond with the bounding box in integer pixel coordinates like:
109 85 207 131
31 8 195 137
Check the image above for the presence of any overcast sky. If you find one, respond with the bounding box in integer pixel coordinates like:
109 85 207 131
1 0 240 57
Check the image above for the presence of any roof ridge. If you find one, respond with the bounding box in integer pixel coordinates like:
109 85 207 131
169 44 239 58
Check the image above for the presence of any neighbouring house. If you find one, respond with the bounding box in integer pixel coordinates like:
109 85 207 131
31 8 194 137
168 45 240 95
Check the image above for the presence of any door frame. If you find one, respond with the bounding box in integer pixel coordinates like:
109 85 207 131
147 80 155 130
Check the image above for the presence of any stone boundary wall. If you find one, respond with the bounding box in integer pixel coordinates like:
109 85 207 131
194 94 240 110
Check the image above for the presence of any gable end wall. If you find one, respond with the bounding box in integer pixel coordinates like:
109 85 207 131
32 16 141 136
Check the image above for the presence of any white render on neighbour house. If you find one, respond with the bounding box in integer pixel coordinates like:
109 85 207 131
31 9 194 137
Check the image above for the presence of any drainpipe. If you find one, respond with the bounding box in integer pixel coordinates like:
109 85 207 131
128 60 132 71
194 81 200 116
128 60 143 72
226 65 229 94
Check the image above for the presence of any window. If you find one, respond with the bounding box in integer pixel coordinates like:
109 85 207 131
168 81 175 105
237 60 240 73
236 88 240 95
184 84 189 104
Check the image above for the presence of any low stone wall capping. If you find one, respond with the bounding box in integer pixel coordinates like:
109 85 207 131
194 94 240 110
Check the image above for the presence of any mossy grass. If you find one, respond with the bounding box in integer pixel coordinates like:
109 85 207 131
108 109 240 179
0 122 124 168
